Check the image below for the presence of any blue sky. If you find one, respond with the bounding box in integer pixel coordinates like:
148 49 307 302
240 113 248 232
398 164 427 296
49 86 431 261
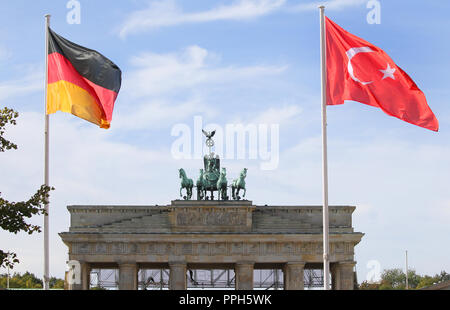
1 0 449 284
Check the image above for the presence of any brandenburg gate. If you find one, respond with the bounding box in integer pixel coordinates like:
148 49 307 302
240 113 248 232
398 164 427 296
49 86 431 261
59 131 364 290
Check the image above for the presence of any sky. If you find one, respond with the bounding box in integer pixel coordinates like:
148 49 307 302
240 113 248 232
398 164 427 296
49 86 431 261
1 0 450 284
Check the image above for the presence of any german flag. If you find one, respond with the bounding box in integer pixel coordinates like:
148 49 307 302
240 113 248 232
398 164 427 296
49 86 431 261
47 28 122 129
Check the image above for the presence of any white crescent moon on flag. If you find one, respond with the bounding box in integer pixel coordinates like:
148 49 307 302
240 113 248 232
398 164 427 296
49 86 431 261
346 47 374 85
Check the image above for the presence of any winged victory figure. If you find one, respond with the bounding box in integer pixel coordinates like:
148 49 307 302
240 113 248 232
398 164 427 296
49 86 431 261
202 129 216 139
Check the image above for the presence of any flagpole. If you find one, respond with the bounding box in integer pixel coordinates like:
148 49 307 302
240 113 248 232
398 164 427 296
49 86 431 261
44 13 51 291
405 250 409 290
319 5 331 290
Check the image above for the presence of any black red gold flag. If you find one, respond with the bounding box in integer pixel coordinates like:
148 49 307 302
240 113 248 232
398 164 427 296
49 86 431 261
47 28 122 129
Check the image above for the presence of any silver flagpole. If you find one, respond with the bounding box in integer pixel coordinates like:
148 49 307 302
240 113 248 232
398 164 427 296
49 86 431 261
43 13 51 291
405 250 409 290
319 5 331 290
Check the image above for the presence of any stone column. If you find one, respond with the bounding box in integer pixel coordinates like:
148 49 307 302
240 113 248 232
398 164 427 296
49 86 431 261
169 262 187 290
331 262 356 290
235 262 254 290
119 263 138 290
81 262 91 290
284 262 305 290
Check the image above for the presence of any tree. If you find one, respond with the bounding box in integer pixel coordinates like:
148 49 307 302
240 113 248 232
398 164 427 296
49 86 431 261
0 272 43 289
437 271 450 282
359 281 381 290
416 275 437 289
378 268 421 289
49 276 65 289
0 107 53 269
0 272 65 289
416 271 450 289
378 268 406 290
359 268 450 290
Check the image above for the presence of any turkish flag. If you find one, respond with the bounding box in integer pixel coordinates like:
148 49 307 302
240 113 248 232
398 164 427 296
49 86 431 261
326 17 438 131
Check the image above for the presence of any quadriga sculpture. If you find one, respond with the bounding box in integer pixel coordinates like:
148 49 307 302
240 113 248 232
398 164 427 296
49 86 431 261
217 168 229 201
179 168 193 200
232 168 247 200
196 169 205 200
178 129 248 201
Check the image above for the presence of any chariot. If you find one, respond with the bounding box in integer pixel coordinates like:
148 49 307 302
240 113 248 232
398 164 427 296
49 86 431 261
179 129 247 201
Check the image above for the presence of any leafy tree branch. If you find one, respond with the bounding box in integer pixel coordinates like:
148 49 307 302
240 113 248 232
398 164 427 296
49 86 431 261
0 107 54 269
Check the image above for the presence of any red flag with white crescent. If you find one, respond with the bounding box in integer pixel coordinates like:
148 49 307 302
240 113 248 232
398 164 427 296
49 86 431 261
326 17 438 131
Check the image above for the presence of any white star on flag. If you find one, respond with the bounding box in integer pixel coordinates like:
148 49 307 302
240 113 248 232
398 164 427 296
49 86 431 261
380 63 396 80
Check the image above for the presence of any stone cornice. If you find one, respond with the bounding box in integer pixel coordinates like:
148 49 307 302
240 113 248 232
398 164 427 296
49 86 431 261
59 232 364 244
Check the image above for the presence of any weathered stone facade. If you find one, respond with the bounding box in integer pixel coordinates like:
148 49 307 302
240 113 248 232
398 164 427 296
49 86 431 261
60 200 363 290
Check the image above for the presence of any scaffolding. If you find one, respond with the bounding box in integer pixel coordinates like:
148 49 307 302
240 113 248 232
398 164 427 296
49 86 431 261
90 268 324 290
90 269 119 290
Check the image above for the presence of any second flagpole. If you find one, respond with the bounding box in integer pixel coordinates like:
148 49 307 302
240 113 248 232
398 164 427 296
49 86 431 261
44 13 51 291
319 5 331 290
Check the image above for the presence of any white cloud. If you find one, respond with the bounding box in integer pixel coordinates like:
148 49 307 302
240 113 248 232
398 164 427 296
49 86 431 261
124 45 287 98
251 104 302 124
0 69 43 102
114 97 216 130
117 45 287 130
117 0 367 37
119 0 286 37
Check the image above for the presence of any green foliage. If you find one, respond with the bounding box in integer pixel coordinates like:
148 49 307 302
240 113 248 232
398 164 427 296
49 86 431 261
379 268 405 289
416 271 450 289
49 277 65 289
0 107 54 269
0 185 52 235
0 272 43 289
416 275 437 289
0 273 65 289
359 268 450 290
359 281 381 290
378 268 421 289
90 286 107 290
0 107 18 152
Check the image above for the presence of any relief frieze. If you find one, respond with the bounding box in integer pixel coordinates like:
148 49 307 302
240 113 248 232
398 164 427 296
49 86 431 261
176 209 247 227
71 241 355 258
